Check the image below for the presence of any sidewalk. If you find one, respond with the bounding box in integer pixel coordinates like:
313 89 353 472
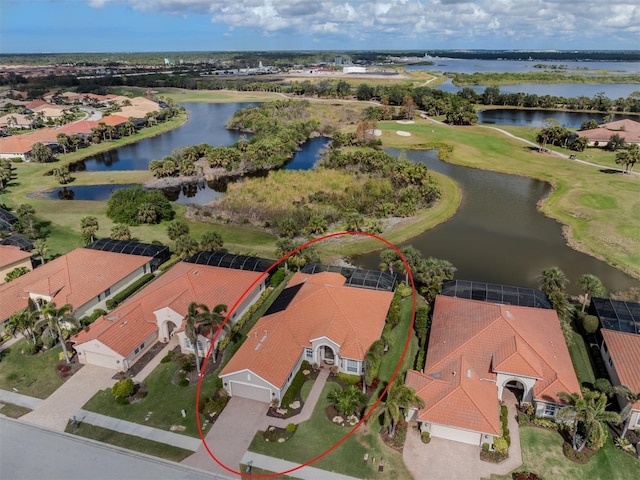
0 388 43 410
76 409 202 451
133 337 178 383
241 452 360 480
270 368 329 428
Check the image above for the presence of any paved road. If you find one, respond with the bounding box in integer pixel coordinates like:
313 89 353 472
79 106 103 121
0 417 231 480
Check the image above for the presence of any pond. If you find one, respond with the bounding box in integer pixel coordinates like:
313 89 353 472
351 149 638 295
70 102 259 172
477 109 639 128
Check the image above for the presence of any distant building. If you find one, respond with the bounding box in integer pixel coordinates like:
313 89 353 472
577 119 640 147
343 66 367 74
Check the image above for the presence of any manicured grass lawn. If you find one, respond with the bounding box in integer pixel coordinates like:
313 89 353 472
0 401 32 418
377 118 640 280
0 339 63 399
65 421 193 462
83 360 216 438
486 426 640 480
567 330 596 386
240 465 297 479
248 381 413 480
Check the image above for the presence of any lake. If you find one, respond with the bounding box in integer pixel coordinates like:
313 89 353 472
477 109 639 128
352 149 638 295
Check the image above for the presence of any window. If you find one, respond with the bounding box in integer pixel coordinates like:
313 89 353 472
143 264 147 274
104 288 111 297
608 356 614 368
347 359 358 373
184 338 191 349
305 347 313 359
139 342 144 350
134 347 139 355
544 404 558 417
635 415 640 427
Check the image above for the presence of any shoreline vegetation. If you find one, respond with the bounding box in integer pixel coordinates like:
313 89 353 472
448 71 640 86
2 88 638 281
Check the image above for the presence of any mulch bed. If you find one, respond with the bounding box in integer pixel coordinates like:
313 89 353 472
262 425 294 443
55 358 83 380
379 419 408 453
562 442 596 464
112 341 167 380
266 367 318 419
325 404 361 428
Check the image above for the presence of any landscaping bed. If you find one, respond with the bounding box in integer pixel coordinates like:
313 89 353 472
267 361 317 419
263 424 296 443
325 404 360 428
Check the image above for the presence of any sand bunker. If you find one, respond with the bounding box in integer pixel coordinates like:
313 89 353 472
396 130 411 137
396 120 415 124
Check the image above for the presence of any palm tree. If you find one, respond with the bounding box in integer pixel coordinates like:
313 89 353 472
167 219 189 241
175 234 199 260
200 231 224 252
110 224 132 241
576 274 607 312
80 216 99 244
327 385 366 417
538 266 570 315
136 203 158 224
40 302 78 364
32 238 48 265
558 388 621 452
364 340 384 389
613 385 640 438
184 302 228 376
372 377 425 438
5 309 38 345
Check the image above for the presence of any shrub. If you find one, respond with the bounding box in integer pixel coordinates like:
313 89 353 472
581 314 599 334
178 376 189 387
269 268 285 287
111 378 135 399
286 423 297 433
415 348 425 371
106 299 117 310
494 437 509 455
160 351 174 363
263 429 279 442
281 368 306 406
421 431 431 444
532 416 557 429
43 336 56 349
482 442 490 452
22 343 38 355
107 273 155 309
336 372 360 385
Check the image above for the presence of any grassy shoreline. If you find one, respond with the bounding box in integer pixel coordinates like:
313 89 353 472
449 71 640 86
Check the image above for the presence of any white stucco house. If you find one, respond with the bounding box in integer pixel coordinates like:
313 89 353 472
406 295 581 447
72 261 265 371
220 271 393 405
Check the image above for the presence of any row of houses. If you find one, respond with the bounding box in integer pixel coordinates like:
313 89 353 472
0 95 161 160
1 240 638 446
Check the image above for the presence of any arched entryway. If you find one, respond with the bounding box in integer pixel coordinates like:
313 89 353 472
502 379 526 405
160 320 177 343
318 345 336 366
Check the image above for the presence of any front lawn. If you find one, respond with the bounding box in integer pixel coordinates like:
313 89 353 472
83 360 216 438
0 339 63 398
65 421 193 462
486 426 640 480
248 381 413 480
0 401 32 418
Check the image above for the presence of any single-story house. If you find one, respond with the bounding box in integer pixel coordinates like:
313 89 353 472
99 115 129 129
577 119 640 146
0 113 34 129
406 295 580 447
0 245 33 284
591 297 640 433
0 248 153 332
0 129 59 160
600 329 640 432
220 271 393 405
72 261 266 371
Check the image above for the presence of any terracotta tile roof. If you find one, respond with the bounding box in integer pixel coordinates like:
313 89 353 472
221 271 393 389
407 295 580 434
99 115 129 127
0 129 59 154
578 119 640 144
26 100 49 109
0 245 32 269
56 120 99 135
0 248 151 322
601 329 640 410
72 262 263 357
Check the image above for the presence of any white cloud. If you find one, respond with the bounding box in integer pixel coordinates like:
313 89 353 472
85 0 640 47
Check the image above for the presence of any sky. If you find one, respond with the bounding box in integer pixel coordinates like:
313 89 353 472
1 0 639 54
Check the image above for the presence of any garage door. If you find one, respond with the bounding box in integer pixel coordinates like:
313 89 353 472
430 424 481 446
83 351 117 370
230 382 272 403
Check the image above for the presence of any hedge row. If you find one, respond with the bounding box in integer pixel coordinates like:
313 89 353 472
106 273 155 310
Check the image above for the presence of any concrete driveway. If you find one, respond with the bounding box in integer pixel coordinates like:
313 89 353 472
182 397 269 476
403 392 522 480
